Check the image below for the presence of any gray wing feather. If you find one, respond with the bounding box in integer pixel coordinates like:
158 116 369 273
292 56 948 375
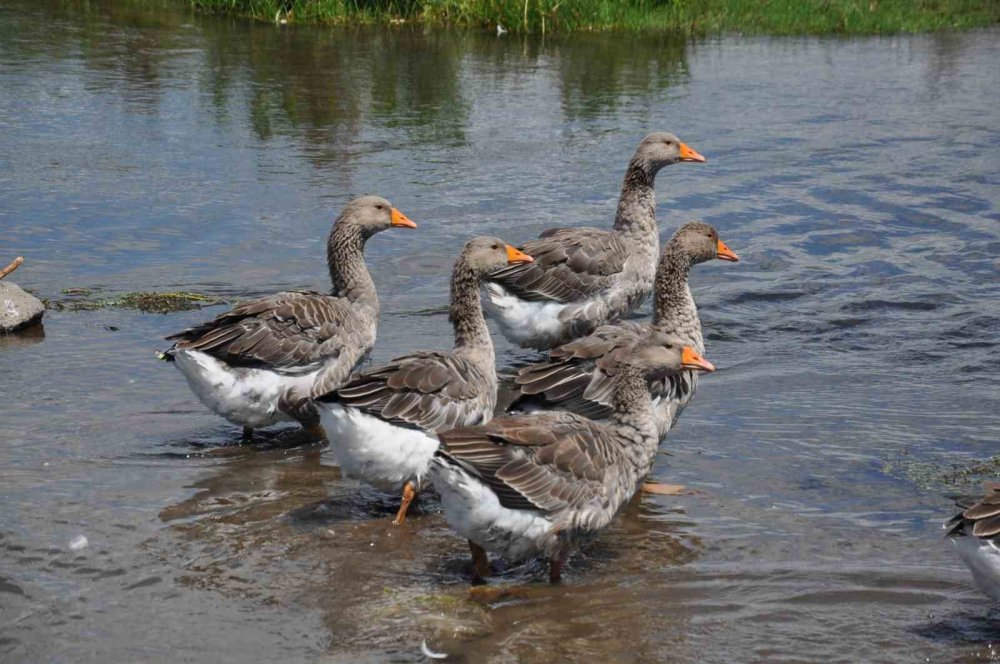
948 484 1000 539
488 228 628 303
437 412 616 514
510 322 645 416
323 352 495 432
166 291 368 374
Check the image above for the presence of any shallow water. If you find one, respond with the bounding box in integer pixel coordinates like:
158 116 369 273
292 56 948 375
2 1 999 661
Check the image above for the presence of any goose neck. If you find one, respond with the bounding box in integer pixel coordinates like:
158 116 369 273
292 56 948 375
652 242 694 325
326 222 378 312
612 161 657 238
450 263 494 361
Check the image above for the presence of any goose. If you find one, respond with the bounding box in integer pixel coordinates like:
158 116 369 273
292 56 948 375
314 237 534 525
428 330 716 583
945 482 1000 602
509 221 737 439
162 195 416 440
483 132 705 350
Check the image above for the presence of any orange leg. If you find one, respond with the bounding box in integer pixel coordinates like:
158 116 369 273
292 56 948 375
469 540 490 583
392 481 417 525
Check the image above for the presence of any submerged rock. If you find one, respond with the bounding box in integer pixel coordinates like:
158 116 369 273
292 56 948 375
0 281 44 333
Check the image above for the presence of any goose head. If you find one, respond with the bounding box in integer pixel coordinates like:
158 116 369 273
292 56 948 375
459 236 533 276
671 221 739 265
337 195 417 238
633 131 706 174
623 330 716 380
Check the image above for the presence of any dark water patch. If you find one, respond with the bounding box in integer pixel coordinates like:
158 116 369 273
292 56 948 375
0 576 26 597
840 298 953 314
285 486 436 526
911 610 1000 649
930 193 993 215
802 229 889 256
123 575 163 590
725 289 812 305
842 260 909 278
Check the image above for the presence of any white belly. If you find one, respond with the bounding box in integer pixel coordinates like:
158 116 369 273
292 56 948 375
318 403 439 488
952 536 1000 602
172 349 314 428
483 283 573 348
429 458 558 561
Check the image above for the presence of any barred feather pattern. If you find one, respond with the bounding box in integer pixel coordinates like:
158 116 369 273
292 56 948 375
945 483 1000 602
430 364 659 561
481 140 679 351
164 206 387 427
508 223 720 439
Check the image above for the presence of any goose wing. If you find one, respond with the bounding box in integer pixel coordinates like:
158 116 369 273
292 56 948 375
510 322 645 418
323 351 494 432
166 291 368 373
947 483 1000 540
487 228 627 303
437 412 617 514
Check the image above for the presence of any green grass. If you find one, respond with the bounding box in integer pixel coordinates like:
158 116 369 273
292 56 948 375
188 0 1000 34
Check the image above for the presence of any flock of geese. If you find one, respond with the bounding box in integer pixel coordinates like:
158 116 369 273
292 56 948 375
158 131 1000 593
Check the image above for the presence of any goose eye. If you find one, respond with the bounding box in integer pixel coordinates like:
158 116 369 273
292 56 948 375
375 204 384 210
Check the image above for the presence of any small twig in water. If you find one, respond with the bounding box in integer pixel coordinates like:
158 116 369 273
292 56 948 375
0 256 24 280
421 640 447 660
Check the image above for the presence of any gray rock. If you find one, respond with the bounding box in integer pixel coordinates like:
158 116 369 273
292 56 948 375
0 281 45 333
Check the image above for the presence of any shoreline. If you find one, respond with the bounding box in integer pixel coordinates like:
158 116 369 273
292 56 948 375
187 0 1000 35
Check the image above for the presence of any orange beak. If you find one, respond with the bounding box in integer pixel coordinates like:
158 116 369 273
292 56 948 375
390 208 417 229
505 245 534 264
716 238 739 262
681 347 715 372
678 142 706 163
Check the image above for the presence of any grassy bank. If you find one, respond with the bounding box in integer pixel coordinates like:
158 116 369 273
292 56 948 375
189 0 1000 34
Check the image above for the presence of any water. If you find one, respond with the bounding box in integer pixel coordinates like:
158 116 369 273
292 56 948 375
2 1 999 661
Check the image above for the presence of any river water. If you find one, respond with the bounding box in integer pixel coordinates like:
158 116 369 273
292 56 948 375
1 1 999 661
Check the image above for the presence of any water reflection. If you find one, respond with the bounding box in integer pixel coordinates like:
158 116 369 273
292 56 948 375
154 438 701 658
2 1 688 164
554 32 688 121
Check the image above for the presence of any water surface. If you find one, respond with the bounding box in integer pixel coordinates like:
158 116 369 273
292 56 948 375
1 2 999 661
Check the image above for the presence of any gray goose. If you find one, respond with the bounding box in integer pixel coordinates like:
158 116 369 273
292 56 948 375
509 221 737 439
314 237 534 524
163 196 416 440
428 330 716 583
483 132 705 350
945 482 1000 602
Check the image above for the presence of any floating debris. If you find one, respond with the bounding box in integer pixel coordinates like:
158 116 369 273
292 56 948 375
880 450 1000 492
0 256 24 280
421 640 448 660
69 534 89 551
641 482 686 496
45 290 219 314
114 291 217 313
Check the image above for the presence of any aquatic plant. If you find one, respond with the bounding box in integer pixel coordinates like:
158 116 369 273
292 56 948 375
46 291 219 314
